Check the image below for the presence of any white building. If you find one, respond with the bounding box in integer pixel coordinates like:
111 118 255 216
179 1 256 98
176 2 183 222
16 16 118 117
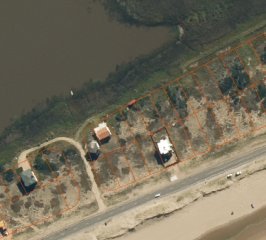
157 136 174 155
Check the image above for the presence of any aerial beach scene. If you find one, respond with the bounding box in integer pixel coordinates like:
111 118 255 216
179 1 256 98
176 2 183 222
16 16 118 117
118 163 266 240
0 1 265 240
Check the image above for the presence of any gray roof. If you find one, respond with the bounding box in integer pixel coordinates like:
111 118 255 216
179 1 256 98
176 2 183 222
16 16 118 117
20 169 37 187
89 140 100 154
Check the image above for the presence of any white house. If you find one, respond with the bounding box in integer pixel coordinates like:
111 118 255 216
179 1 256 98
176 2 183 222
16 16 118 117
157 136 174 156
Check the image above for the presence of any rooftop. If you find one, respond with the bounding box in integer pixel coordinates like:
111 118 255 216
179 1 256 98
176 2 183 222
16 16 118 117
157 136 173 155
20 169 38 187
89 140 100 154
94 122 112 142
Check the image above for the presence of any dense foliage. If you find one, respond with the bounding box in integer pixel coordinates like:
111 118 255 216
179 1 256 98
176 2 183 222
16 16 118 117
103 0 266 46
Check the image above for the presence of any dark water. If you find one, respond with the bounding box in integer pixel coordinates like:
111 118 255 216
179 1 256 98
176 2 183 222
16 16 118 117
198 206 266 240
0 0 171 132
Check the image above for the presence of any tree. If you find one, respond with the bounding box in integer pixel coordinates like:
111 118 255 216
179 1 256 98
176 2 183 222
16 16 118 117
261 50 266 64
4 169 15 183
34 154 50 174
0 163 4 173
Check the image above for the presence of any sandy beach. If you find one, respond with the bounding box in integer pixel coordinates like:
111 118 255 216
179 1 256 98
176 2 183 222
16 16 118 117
199 206 266 240
118 169 266 240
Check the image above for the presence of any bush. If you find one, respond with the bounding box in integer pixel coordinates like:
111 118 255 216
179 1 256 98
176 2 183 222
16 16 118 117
4 169 15 183
231 63 250 90
219 77 233 95
34 155 50 174
0 164 4 173
261 49 266 64
258 84 266 99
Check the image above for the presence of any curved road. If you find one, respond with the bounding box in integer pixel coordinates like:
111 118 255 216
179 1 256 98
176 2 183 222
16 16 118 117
42 145 266 240
17 137 106 211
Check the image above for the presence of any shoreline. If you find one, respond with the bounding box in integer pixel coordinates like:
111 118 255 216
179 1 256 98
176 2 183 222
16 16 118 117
197 205 266 240
115 162 266 240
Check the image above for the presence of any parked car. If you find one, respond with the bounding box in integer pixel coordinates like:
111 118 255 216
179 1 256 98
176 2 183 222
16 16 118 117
227 173 233 179
154 193 161 198
235 171 242 176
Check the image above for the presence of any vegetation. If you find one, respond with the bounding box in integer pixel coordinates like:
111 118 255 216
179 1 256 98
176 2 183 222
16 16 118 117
0 41 192 165
166 86 188 119
102 0 266 46
231 63 250 90
4 169 15 183
34 155 51 174
258 85 266 99
0 163 4 173
34 154 59 175
261 47 266 64
219 77 233 95
0 0 265 166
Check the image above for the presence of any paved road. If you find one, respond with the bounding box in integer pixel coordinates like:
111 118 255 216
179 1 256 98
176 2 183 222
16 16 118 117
43 146 266 240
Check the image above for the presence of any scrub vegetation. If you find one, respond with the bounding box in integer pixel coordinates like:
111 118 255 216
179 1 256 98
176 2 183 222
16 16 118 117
0 142 97 236
102 0 266 45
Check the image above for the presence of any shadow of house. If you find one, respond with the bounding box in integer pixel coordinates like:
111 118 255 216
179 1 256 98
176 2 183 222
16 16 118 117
154 150 172 165
96 135 111 144
89 152 99 161
154 151 164 165
17 181 27 195
19 169 38 194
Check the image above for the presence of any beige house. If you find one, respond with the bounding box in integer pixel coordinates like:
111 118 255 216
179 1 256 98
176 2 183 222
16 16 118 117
94 122 112 143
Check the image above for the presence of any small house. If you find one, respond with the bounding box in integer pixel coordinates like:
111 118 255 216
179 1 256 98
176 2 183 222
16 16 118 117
94 122 112 143
88 140 100 160
157 136 174 161
20 169 38 188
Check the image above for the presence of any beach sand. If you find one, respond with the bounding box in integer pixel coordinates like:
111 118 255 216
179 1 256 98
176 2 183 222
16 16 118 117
118 169 266 240
199 206 266 240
